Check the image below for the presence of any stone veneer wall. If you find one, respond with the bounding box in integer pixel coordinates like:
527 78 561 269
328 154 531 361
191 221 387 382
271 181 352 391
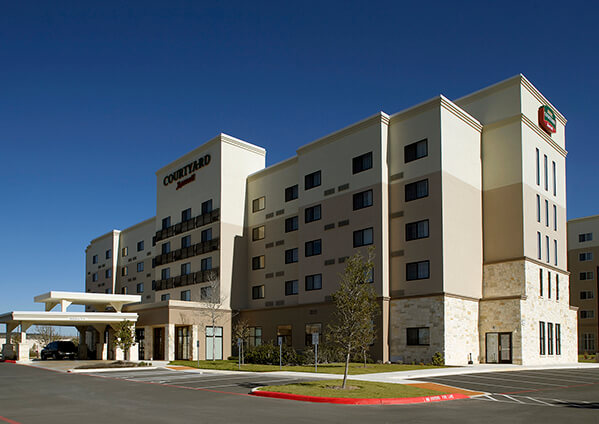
520 260 577 364
483 260 526 297
389 296 444 364
444 296 479 365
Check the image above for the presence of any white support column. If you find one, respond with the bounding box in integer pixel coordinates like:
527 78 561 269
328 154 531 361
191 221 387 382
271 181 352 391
93 325 107 360
16 329 28 362
165 324 175 362
191 325 200 361
60 300 72 312
2 324 17 360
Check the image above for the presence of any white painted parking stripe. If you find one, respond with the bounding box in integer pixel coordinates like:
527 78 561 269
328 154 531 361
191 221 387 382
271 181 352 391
426 376 537 391
503 371 596 385
194 378 299 390
453 373 563 387
525 397 555 406
501 395 526 404
508 370 599 383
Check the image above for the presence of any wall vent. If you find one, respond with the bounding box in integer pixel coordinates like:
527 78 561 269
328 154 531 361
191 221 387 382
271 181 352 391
265 212 274 219
275 240 284 246
265 242 274 249
275 271 284 277
275 300 285 306
265 301 274 307
276 209 285 216
324 259 335 266
324 223 335 231
338 183 350 191
324 188 335 196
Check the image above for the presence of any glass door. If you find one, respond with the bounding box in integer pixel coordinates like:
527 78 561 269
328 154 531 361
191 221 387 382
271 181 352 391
206 326 223 360
499 333 512 364
176 326 190 360
486 333 499 363
153 327 164 360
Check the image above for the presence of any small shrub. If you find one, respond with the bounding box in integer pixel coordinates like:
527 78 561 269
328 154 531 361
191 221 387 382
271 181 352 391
431 352 444 366
245 342 301 365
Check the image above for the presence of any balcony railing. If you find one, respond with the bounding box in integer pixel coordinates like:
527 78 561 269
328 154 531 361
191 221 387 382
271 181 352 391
154 267 219 291
154 209 220 243
154 238 219 267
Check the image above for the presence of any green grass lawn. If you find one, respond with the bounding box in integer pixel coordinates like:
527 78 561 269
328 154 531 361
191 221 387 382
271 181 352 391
168 360 444 374
579 354 597 363
257 380 450 398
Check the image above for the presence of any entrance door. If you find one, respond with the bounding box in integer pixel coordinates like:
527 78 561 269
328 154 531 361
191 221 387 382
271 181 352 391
136 329 145 360
485 332 512 364
499 333 512 364
153 328 165 360
175 326 190 360
206 326 222 360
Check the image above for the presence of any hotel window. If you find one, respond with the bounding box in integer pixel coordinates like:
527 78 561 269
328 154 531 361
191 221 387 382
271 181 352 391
353 152 373 174
555 324 561 355
305 239 321 257
162 216 171 230
122 247 128 257
201 257 212 271
552 161 556 196
545 235 550 263
305 323 322 346
161 268 170 280
548 271 551 298
553 205 557 231
201 228 212 242
305 205 321 223
252 255 265 270
545 200 549 226
547 323 554 355
181 290 191 301
121 287 127 294
554 240 557 266
404 139 428 163
536 149 541 185
181 235 191 249
536 195 540 222
285 280 298 295
181 262 191 275
305 170 321 190
249 327 262 347
539 269 543 296
252 196 266 212
122 266 128 277
137 262 144 272
200 286 213 301
405 179 428 202
285 216 299 232
537 232 541 260
579 233 593 242
137 240 144 252
252 226 265 241
544 154 548 190
92 255 98 264
580 271 594 280
407 327 430 346
252 285 265 299
539 321 546 355
162 242 171 255
305 274 322 291
406 220 429 241
285 248 298 264
136 282 144 293
406 260 430 281
580 290 594 300
285 184 299 202
161 294 170 301
105 269 112 278
353 189 373 210
277 325 292 346
92 273 98 282
181 208 192 222
353 227 374 247
581 310 595 319
556 275 559 300
583 333 595 352
106 249 112 259
202 199 213 214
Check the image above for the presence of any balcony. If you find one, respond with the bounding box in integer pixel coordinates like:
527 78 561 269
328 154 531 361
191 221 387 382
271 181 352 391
154 209 220 243
154 267 220 291
154 238 219 267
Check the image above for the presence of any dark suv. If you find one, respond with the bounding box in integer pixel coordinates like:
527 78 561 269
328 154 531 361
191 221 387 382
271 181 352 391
41 341 78 360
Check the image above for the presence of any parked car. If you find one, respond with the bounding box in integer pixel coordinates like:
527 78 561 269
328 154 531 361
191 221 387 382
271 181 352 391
41 341 77 360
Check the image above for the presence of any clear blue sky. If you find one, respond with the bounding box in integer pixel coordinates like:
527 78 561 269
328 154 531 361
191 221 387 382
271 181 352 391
1 0 598 315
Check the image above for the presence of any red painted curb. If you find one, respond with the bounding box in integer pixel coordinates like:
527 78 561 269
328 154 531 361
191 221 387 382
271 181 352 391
0 360 17 364
251 390 469 405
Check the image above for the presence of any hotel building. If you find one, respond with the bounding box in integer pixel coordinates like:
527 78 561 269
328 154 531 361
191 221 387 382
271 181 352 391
84 74 577 365
567 216 599 354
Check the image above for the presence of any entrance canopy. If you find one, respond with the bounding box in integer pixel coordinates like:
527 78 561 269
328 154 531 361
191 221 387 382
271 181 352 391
34 291 140 313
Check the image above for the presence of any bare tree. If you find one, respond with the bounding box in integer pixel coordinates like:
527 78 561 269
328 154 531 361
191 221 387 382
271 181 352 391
35 325 62 347
327 248 379 389
198 271 228 361
233 319 250 364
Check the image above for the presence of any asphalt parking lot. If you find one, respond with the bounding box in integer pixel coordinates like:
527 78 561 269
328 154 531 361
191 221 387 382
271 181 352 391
83 367 324 394
415 367 599 408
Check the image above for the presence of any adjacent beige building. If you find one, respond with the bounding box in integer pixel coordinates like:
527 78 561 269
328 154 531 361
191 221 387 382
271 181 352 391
84 74 577 365
567 216 599 354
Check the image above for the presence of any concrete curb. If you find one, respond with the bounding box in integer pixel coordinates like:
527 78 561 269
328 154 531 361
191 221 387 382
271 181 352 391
250 388 469 405
68 366 159 373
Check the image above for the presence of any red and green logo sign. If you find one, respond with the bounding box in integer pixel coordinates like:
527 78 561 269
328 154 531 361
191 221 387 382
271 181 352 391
538 105 557 134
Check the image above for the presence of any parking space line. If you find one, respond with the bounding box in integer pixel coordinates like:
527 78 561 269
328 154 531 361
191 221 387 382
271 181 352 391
425 377 537 391
528 369 599 380
192 378 299 390
502 395 526 404
503 371 597 385
453 373 564 387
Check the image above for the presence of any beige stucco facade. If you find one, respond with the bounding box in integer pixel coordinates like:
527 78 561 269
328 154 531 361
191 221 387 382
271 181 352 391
82 74 576 366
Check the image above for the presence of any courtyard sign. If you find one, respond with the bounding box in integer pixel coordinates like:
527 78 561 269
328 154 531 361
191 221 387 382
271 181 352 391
163 154 211 189
538 105 557 135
